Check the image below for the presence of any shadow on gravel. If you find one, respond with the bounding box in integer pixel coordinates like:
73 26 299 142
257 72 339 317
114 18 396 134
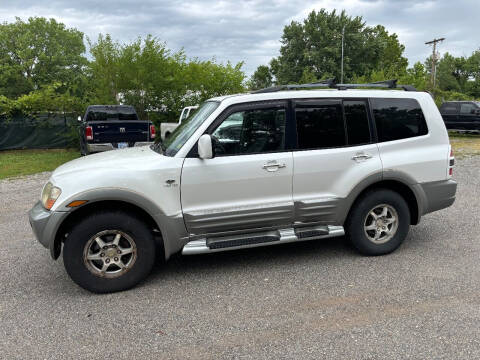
147 236 357 282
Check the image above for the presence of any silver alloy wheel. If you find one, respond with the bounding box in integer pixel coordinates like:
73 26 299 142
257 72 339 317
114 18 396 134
83 230 137 278
364 204 399 244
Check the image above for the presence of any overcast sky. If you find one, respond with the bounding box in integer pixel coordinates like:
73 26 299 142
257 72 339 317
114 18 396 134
1 0 479 77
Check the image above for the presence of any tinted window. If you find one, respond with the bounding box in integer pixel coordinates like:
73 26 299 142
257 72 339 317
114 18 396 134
440 103 458 115
211 107 286 156
296 103 345 149
86 107 138 121
371 98 428 142
344 100 371 145
460 103 476 115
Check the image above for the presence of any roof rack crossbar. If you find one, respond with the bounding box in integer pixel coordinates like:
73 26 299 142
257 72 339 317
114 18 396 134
252 79 417 93
251 79 336 94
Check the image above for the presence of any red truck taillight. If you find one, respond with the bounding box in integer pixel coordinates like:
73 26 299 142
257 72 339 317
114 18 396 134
85 126 93 141
150 124 156 139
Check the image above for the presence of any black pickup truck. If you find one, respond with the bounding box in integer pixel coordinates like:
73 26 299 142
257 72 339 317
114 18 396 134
439 101 480 133
78 105 156 155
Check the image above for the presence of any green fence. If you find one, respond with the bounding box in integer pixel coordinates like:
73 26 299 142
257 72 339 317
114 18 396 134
0 115 78 151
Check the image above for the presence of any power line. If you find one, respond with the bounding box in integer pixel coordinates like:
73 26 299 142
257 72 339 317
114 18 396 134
425 37 445 89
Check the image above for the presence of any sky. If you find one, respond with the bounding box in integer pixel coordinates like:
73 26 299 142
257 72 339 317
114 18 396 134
1 0 479 77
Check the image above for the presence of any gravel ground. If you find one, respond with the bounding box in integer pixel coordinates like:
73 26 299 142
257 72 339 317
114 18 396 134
0 159 479 360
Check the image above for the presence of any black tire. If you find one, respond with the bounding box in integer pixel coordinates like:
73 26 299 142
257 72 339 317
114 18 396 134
345 189 410 256
63 211 156 293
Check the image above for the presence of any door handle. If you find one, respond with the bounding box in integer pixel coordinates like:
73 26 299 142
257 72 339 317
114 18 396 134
262 161 286 172
351 153 373 161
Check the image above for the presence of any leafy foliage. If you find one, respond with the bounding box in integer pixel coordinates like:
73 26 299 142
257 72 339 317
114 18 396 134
0 17 87 99
248 65 273 90
248 8 480 105
432 51 480 99
85 34 245 120
0 18 246 124
260 9 408 85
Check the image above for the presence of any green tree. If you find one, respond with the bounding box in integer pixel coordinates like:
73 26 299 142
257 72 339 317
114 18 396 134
401 62 428 91
116 35 175 118
434 53 469 92
268 9 408 84
88 34 246 119
248 65 273 90
88 34 122 104
0 17 87 98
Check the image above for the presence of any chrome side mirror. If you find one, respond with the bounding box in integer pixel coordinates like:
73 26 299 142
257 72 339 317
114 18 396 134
198 134 213 159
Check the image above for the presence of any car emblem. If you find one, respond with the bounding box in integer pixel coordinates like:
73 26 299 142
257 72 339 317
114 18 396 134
119 127 126 133
164 179 177 187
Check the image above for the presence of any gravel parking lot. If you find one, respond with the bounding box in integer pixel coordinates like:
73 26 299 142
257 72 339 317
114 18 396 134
1 158 479 359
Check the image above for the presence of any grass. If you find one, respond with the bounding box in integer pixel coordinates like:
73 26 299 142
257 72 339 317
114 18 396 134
448 132 480 158
0 149 80 180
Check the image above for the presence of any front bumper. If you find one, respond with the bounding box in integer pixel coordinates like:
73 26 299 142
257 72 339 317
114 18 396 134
28 201 68 259
421 179 457 214
87 142 153 153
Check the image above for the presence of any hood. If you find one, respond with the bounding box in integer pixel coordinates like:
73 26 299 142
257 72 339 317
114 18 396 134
52 146 163 179
45 145 185 214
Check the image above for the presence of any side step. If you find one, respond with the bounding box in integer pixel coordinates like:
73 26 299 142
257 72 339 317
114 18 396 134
182 225 344 255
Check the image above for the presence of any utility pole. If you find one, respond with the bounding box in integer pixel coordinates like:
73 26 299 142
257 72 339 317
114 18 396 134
425 37 445 89
341 25 345 83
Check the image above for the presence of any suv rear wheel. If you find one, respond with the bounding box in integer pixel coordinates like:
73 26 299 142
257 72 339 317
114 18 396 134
63 211 156 293
346 189 410 255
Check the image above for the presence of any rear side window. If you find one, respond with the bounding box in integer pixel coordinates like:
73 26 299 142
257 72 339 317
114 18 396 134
296 103 345 149
440 103 458 114
371 98 428 142
344 100 371 145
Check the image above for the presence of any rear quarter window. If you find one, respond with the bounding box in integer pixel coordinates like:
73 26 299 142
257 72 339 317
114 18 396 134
371 98 428 142
440 103 458 114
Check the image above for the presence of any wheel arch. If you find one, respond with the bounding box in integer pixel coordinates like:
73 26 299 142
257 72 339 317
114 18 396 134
53 199 165 260
341 175 423 227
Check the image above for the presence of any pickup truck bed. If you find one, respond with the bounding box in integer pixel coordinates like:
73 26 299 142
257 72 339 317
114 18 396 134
79 105 155 154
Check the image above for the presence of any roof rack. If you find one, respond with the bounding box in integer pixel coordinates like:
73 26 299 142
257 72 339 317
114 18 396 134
251 79 337 93
252 79 417 94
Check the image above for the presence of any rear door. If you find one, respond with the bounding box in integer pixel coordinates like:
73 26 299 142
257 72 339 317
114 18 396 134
181 101 294 236
292 99 382 226
440 102 459 129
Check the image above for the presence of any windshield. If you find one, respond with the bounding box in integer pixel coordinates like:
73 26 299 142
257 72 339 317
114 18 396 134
152 101 219 157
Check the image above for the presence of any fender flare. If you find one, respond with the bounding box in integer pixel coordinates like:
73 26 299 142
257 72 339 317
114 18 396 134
338 171 425 225
52 188 186 260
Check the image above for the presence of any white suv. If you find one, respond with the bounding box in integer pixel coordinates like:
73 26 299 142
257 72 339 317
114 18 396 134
29 81 457 293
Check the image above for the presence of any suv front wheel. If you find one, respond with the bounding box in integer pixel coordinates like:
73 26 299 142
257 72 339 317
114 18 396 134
63 211 156 293
346 189 410 255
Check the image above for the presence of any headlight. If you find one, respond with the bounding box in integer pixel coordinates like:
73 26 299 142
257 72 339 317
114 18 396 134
41 182 62 210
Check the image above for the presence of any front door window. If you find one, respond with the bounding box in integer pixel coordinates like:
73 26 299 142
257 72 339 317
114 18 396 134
211 107 286 156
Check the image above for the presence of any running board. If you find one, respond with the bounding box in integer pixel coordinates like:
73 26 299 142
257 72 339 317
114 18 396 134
181 225 344 255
